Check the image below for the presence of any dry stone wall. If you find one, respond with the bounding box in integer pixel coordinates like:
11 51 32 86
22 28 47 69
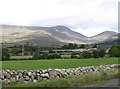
1 64 120 84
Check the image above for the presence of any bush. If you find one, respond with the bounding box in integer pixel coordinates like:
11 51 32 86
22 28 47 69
92 50 99 58
109 45 120 57
80 44 85 48
33 52 49 59
48 53 61 59
92 50 106 58
2 48 10 61
61 43 78 49
98 50 105 58
82 51 92 58
71 53 78 58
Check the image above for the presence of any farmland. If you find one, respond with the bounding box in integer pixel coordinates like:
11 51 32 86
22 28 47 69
2 57 118 70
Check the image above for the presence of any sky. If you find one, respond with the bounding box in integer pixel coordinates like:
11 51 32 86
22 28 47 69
0 0 119 37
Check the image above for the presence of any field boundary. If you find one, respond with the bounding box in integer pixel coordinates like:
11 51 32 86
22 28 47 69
1 64 120 86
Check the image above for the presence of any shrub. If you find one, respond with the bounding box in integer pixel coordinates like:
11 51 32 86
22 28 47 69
82 51 92 58
48 53 61 59
109 45 120 57
2 48 10 61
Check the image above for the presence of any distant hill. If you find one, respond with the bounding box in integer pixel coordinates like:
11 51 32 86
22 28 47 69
97 34 120 45
90 31 118 42
1 25 118 46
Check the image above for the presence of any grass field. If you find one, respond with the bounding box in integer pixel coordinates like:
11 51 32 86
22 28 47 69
2 57 118 70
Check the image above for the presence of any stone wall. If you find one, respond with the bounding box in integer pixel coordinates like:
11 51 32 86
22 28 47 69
1 64 120 84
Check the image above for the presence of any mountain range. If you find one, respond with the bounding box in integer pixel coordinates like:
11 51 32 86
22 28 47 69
1 25 119 46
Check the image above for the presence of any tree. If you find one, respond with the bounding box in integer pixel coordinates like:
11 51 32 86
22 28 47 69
92 50 99 58
79 52 84 59
61 43 78 49
61 45 68 49
11 48 22 56
73 43 78 49
68 43 74 49
82 51 92 58
92 44 97 48
109 45 120 57
80 44 85 48
41 53 49 59
71 53 78 58
49 53 61 59
98 50 105 58
49 49 55 53
33 52 49 59
33 52 41 59
2 48 10 61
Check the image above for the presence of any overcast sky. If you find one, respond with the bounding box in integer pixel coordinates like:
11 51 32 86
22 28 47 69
0 0 119 37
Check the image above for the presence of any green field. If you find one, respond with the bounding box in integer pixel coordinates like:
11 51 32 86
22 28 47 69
2 57 119 70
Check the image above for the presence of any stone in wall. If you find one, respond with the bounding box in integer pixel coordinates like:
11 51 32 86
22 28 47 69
1 64 120 84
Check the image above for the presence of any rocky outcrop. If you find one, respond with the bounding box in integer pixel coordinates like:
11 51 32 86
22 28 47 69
1 64 120 84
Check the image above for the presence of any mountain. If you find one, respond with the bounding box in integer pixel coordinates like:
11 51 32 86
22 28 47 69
96 34 120 45
95 34 120 50
1 25 63 46
90 31 117 42
1 25 118 46
28 25 90 44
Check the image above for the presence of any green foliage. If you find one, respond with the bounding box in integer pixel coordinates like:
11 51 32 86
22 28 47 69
92 50 105 58
11 48 22 56
49 49 55 53
71 51 92 59
33 52 49 59
62 43 78 49
109 45 120 57
49 53 61 59
82 51 92 58
92 50 99 58
71 53 78 58
98 50 105 58
33 52 61 59
80 44 85 48
92 44 97 48
2 48 10 61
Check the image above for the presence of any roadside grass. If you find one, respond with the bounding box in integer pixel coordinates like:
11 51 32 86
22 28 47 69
4 68 120 87
2 57 118 70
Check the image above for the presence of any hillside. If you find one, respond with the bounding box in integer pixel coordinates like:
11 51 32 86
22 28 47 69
1 25 118 46
90 31 117 42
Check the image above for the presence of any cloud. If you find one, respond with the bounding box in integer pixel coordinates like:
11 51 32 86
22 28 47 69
0 0 119 36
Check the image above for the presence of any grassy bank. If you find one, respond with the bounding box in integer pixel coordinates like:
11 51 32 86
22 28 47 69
4 68 120 87
2 57 118 70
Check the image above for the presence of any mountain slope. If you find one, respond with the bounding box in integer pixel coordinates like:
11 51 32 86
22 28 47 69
1 25 90 44
1 25 62 45
90 31 117 42
27 25 89 44
97 34 120 45
1 25 118 45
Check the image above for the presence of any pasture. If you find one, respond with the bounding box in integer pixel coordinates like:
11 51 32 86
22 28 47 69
2 57 118 70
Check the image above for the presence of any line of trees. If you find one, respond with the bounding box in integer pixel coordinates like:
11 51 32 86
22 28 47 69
71 50 105 59
33 52 61 59
2 45 120 61
61 43 96 49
